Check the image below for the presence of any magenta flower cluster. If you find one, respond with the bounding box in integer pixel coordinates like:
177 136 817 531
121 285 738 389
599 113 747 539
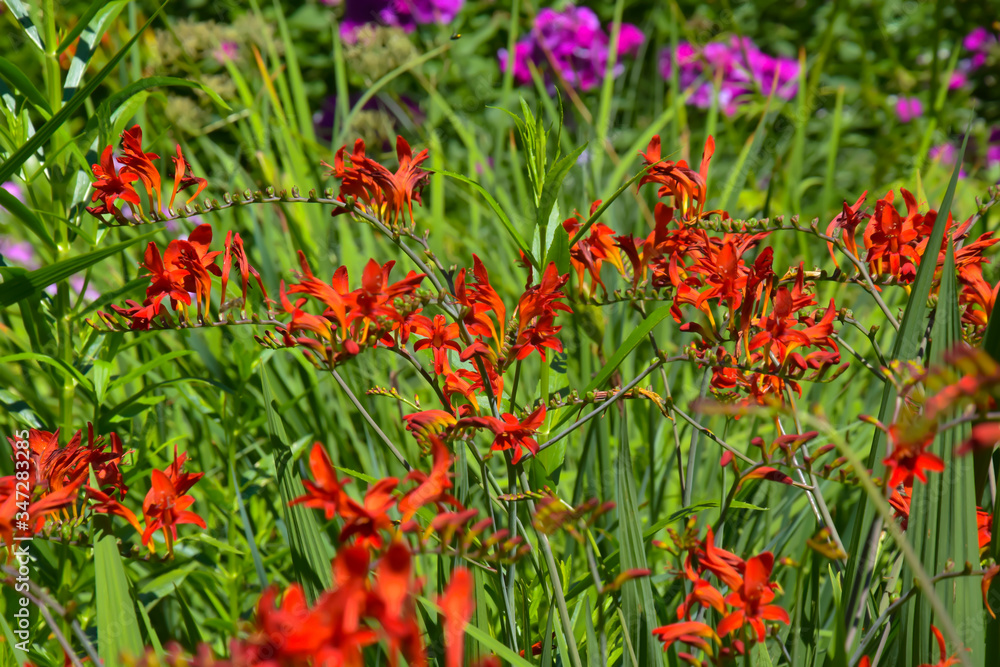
498 5 644 92
658 36 799 116
336 0 464 43
949 27 998 89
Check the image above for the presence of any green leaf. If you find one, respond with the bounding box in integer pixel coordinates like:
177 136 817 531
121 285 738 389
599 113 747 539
0 2 166 184
537 144 586 260
135 600 164 658
63 1 129 98
902 238 982 666
95 535 143 666
89 76 231 137
0 614 27 666
585 598 601 667
589 306 669 393
718 108 772 215
2 0 45 52
107 350 194 393
0 226 162 308
56 0 110 54
0 186 56 250
260 361 333 602
231 461 269 589
616 410 663 667
0 56 52 114
433 168 537 268
92 359 112 403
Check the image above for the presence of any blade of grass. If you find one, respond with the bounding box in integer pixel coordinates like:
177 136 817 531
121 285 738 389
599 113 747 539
2 0 45 52
260 360 333 602
95 535 143 666
902 237 981 665
591 0 625 179
819 86 846 218
433 168 537 267
0 57 52 115
616 410 663 667
843 122 972 658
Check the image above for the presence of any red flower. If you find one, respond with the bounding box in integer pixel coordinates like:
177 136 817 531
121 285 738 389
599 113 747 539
879 422 944 488
562 202 624 295
639 135 706 218
651 620 720 655
511 264 571 362
290 443 350 519
403 410 458 449
339 478 399 550
88 145 141 221
169 144 208 210
397 436 462 523
918 625 962 667
412 314 462 375
140 452 206 552
458 404 546 464
439 568 475 667
324 136 430 227
119 124 163 213
716 551 790 642
219 230 268 313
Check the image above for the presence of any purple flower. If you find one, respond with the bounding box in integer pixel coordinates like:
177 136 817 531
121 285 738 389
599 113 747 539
895 96 923 123
964 27 995 52
987 128 1000 168
617 23 645 57
659 36 799 116
499 5 645 92
929 143 968 178
948 70 968 90
43 275 99 302
402 0 463 24
0 181 25 211
213 41 238 64
961 27 997 73
339 0 463 42
0 238 36 268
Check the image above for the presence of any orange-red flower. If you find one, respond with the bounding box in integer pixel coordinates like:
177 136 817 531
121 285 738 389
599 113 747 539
88 145 141 222
140 451 206 551
169 144 208 210
918 625 962 667
651 620 720 655
639 135 707 218
439 568 475 667
324 136 430 227
119 124 163 213
412 314 462 375
511 264 571 361
562 201 624 295
458 404 546 464
290 443 350 519
293 443 398 549
397 436 462 523
875 420 944 488
716 551 790 642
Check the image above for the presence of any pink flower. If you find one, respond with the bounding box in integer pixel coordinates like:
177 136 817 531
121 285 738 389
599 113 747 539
213 41 238 63
895 96 923 123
